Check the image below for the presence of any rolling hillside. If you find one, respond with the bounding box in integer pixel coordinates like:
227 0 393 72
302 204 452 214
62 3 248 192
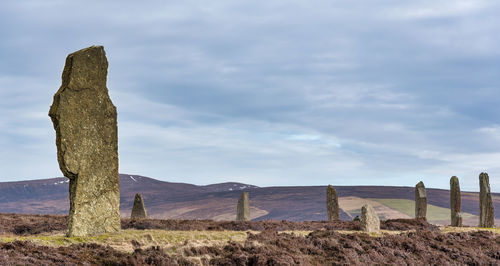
0 174 498 226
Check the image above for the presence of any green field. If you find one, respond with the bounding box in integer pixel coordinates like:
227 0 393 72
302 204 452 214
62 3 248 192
369 198 475 222
0 229 249 254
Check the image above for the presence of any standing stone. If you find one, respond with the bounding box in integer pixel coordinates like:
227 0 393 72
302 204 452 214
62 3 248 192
326 185 339 221
361 204 380 233
415 181 427 220
236 192 250 221
450 176 462 227
49 46 120 236
479 173 495 228
131 194 148 219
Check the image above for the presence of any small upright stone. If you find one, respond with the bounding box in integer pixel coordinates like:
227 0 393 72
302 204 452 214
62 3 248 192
236 192 250 221
49 46 120 236
450 176 462 227
479 173 495 228
131 194 148 219
415 181 427 220
326 185 339 221
361 204 380 233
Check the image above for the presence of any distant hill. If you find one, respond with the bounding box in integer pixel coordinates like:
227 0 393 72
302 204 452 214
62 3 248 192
0 174 498 226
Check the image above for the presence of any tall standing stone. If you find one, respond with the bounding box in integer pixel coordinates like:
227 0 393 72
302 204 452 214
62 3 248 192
450 176 462 227
326 185 339 221
131 193 148 219
236 192 249 221
49 46 120 236
361 204 380 233
415 181 427 220
479 173 495 228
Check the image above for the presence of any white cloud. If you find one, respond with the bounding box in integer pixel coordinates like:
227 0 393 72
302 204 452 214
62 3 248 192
0 1 499 192
118 119 361 186
479 125 500 140
386 0 490 20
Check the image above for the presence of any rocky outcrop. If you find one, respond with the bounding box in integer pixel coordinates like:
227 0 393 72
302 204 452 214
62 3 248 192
479 173 495 228
49 46 120 236
415 181 427 220
361 204 380 233
326 185 339 221
131 193 148 219
236 192 249 221
450 176 462 227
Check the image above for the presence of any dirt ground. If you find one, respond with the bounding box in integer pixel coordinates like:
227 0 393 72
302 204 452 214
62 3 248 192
0 213 67 235
0 229 499 265
0 213 437 235
0 240 192 265
0 213 498 265
204 229 500 265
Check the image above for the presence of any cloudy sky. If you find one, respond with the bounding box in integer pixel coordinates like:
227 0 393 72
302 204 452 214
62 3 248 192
0 1 499 191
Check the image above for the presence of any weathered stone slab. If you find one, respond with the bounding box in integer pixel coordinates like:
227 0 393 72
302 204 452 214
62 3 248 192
415 181 427 220
361 204 380 233
49 46 120 236
450 176 462 227
479 173 495 228
236 192 249 221
326 185 339 221
131 193 147 219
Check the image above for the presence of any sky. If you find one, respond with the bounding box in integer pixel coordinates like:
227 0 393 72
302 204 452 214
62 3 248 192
0 0 499 192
